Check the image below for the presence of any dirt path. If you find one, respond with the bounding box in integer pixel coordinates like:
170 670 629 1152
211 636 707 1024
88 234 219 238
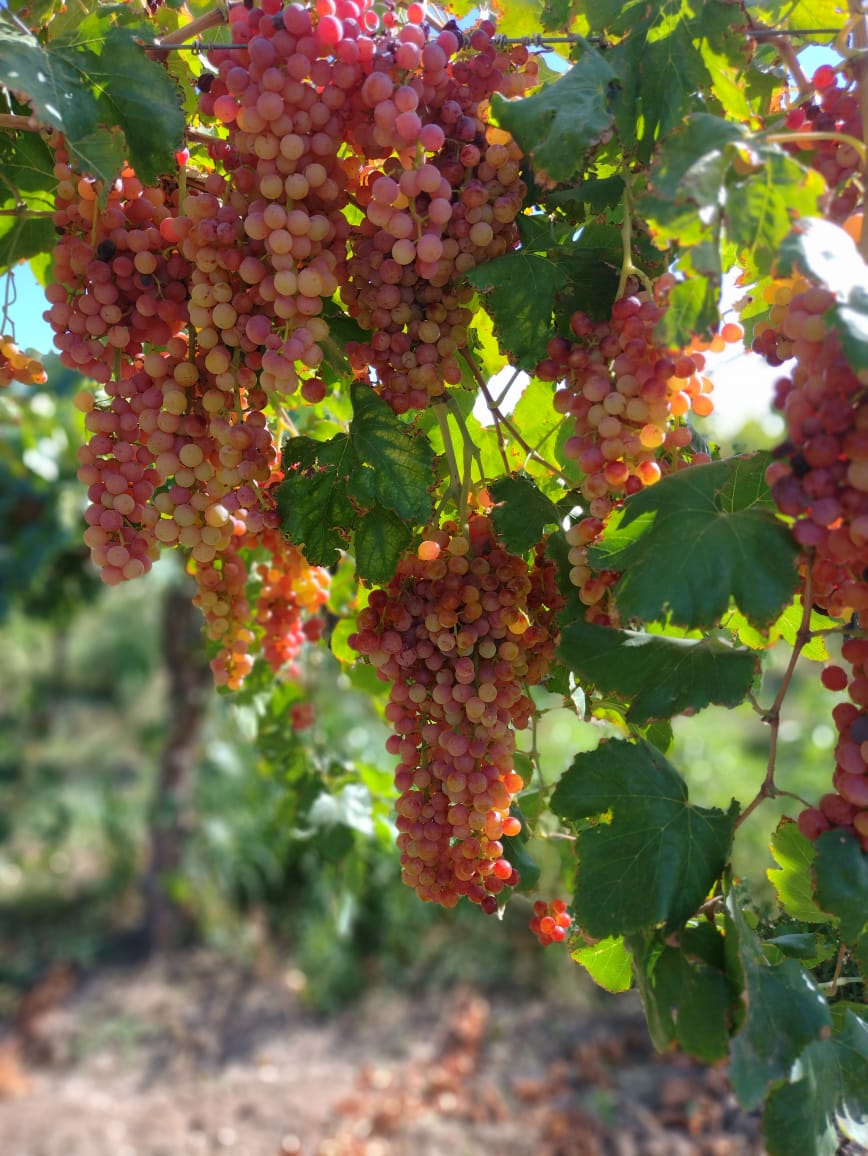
0 953 766 1156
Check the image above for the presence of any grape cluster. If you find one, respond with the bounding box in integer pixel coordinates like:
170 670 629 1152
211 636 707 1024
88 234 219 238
538 279 739 618
799 647 868 852
755 253 868 850
529 898 572 945
783 64 863 222
761 279 868 620
195 3 532 413
190 499 329 690
0 334 46 387
46 142 190 384
349 514 563 910
341 28 533 412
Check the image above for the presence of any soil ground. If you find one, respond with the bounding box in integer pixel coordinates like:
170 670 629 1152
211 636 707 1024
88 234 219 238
0 951 774 1156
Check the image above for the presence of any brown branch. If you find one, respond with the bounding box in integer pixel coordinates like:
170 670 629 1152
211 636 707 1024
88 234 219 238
735 560 815 829
154 6 228 47
460 350 572 483
0 114 39 132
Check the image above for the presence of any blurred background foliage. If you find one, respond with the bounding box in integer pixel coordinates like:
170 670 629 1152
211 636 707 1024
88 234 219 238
0 357 844 1019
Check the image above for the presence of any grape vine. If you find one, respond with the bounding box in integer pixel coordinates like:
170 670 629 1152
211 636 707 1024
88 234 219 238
1 0 867 1150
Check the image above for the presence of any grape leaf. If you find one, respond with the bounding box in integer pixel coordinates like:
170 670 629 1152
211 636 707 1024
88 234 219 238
726 896 832 1111
348 384 434 523
762 1013 868 1156
655 276 720 346
489 45 617 187
489 474 561 555
550 738 737 937
0 131 56 271
354 505 411 585
279 387 434 571
813 830 868 945
767 820 829 925
589 454 801 630
726 152 823 279
0 28 125 183
278 434 357 567
466 252 567 370
644 115 825 294
69 27 185 186
558 619 757 724
725 599 829 662
571 936 633 993
745 1 847 43
630 932 734 1062
606 6 715 161
488 0 545 37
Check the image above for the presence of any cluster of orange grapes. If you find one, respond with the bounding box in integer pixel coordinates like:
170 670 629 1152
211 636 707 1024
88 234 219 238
349 514 563 911
0 334 46 387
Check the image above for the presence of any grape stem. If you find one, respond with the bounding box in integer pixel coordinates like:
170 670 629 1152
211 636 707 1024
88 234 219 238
765 130 867 163
154 7 228 47
616 172 653 300
735 561 815 829
461 350 573 482
432 399 465 516
444 394 482 516
0 207 54 217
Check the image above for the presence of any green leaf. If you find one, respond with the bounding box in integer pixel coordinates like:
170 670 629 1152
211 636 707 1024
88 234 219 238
348 383 434 523
813 830 868 945
589 454 801 630
726 152 824 279
0 27 101 142
631 932 734 1062
745 1 847 44
762 1012 868 1156
726 896 832 1111
489 474 561 554
354 505 411 584
278 387 435 575
725 598 829 661
490 45 617 187
644 115 825 286
768 821 829 925
467 251 567 370
277 434 356 567
0 28 125 183
571 935 633 992
488 0 545 37
0 131 56 271
550 738 737 938
558 619 757 724
75 28 185 185
602 1 759 160
501 834 541 892
549 222 623 324
655 276 720 346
